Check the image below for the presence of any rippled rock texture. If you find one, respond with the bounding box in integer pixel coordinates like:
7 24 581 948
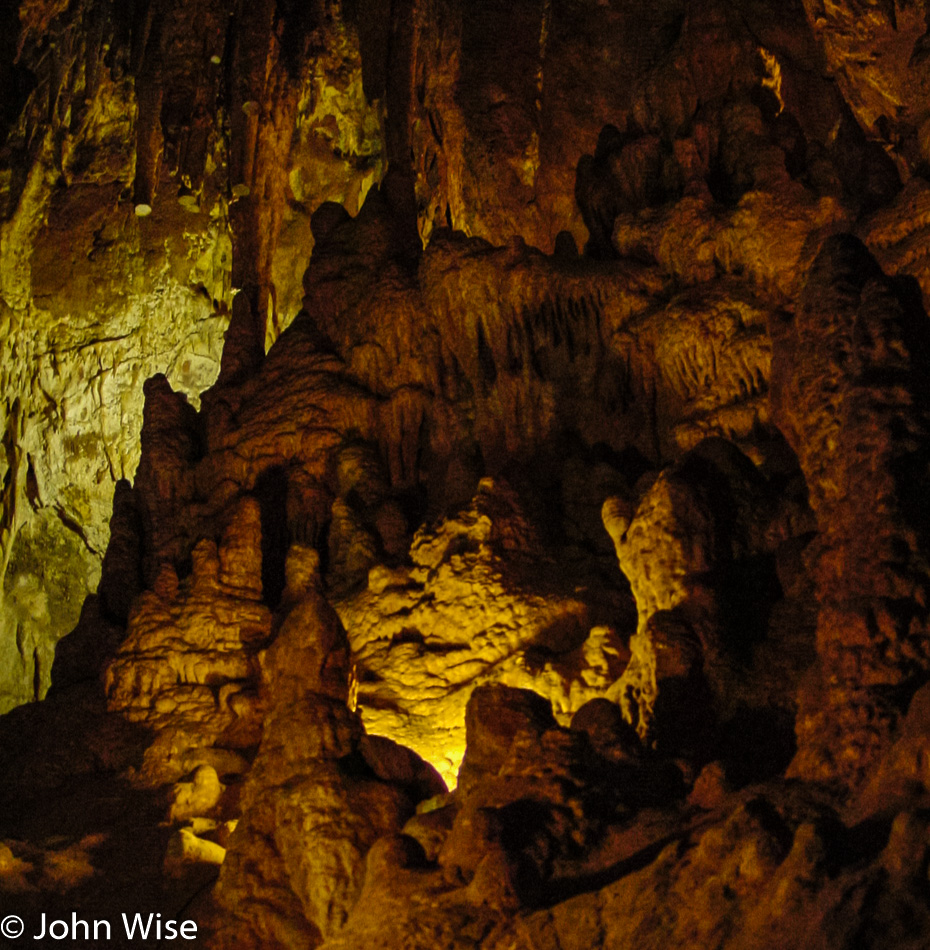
0 0 381 711
5 0 930 948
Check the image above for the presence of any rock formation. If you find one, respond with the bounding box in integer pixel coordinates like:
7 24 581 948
4 1 930 948
0 0 380 712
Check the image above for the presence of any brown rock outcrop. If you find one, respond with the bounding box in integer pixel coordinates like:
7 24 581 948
772 234 930 786
803 0 930 156
603 439 780 752
10 2 930 949
0 0 383 711
207 547 419 948
104 501 271 783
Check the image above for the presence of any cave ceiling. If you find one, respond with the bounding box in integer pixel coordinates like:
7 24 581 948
3 0 930 947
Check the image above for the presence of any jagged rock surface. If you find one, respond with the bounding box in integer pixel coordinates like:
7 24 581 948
340 478 629 785
0 0 381 712
206 547 420 948
772 234 930 787
7 1 930 949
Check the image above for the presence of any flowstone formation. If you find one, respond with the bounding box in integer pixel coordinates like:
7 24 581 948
6 0 930 948
340 477 629 786
0 0 381 712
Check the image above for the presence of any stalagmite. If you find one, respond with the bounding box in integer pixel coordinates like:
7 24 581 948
3 1 930 948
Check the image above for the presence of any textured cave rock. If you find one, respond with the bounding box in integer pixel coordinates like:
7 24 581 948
340 477 630 785
104 500 270 784
0 0 906 712
7 0 930 949
772 233 930 787
206 546 420 948
603 439 777 752
0 0 381 711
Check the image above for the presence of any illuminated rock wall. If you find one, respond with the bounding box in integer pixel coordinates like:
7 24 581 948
0 0 381 711
7 1 930 948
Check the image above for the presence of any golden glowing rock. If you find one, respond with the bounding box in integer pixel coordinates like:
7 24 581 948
169 765 226 824
0 0 386 716
166 827 227 867
339 479 628 786
11 5 930 949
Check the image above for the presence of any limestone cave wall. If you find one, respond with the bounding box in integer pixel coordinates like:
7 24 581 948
4 1 930 948
0 0 380 711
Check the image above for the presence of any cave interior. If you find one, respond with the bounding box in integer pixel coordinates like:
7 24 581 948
4 0 930 947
